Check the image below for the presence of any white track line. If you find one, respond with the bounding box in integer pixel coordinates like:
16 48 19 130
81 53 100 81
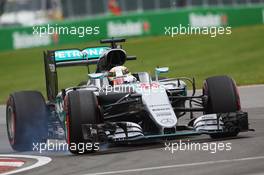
238 84 264 89
0 161 24 167
0 154 51 175
83 156 264 175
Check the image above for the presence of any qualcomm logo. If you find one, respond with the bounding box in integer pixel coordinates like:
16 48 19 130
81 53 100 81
189 13 228 27
107 20 150 37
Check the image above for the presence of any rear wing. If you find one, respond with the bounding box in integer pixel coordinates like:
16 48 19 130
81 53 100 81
43 46 109 101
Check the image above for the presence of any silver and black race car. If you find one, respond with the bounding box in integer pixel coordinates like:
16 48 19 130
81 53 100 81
6 38 252 154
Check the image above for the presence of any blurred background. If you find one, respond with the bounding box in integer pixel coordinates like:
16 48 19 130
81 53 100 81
0 0 264 26
62 0 264 18
0 0 263 103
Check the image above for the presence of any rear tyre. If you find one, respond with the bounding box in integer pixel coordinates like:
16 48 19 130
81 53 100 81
6 91 48 151
203 76 241 138
66 90 102 154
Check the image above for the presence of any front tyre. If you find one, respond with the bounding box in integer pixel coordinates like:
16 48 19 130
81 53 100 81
6 91 48 151
203 76 241 138
66 90 102 154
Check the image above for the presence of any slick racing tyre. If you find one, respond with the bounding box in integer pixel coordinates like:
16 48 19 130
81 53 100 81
66 90 102 154
203 76 241 138
6 91 48 151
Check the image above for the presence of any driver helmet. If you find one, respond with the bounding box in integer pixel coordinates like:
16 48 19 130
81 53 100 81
108 66 135 85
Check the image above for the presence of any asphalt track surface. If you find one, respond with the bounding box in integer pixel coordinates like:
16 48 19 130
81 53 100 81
0 85 264 175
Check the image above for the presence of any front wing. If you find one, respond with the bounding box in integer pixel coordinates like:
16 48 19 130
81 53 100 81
81 112 253 144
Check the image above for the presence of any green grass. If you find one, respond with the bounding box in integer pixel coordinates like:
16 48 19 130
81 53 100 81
0 25 264 103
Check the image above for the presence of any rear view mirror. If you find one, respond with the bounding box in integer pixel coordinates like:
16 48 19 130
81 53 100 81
155 67 169 81
155 67 169 74
88 73 104 79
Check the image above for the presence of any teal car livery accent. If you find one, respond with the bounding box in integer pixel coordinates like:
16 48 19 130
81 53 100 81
55 47 109 62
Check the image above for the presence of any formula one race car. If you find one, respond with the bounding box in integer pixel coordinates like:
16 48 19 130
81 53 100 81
6 38 252 154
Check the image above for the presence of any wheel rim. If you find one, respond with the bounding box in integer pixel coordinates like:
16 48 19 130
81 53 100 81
7 106 15 144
